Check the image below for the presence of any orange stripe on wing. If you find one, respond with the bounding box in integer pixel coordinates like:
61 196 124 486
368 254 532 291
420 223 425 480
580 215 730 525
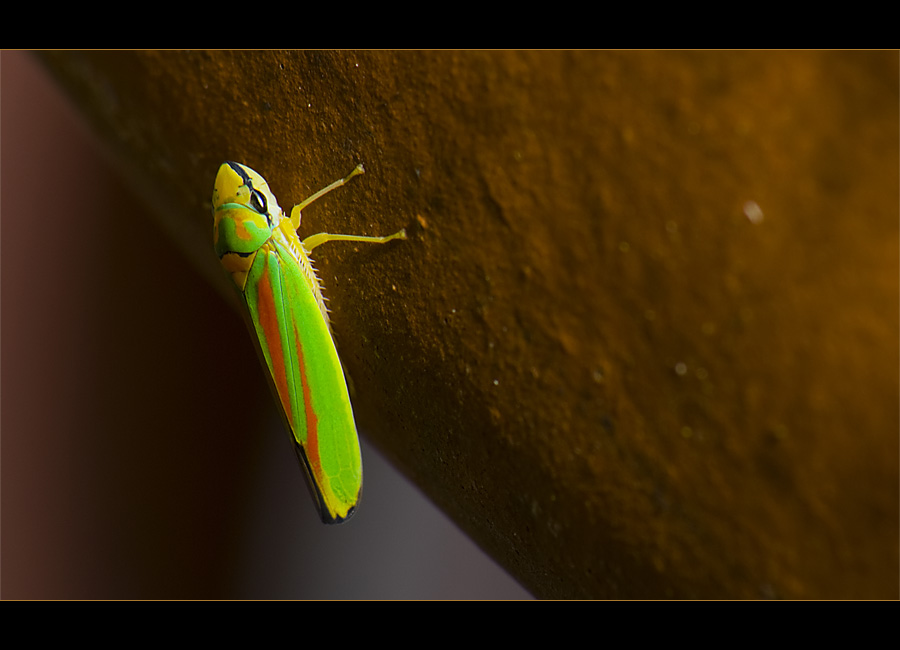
256 255 293 425
293 320 322 483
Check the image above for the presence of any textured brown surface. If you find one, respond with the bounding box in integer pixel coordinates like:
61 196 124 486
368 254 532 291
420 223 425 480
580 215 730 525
38 50 898 598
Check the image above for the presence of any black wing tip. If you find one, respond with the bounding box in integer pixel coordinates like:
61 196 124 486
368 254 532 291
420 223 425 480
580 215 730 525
293 442 362 525
320 502 359 525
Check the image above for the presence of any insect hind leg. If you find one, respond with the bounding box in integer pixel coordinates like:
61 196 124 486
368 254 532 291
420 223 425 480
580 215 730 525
302 229 407 252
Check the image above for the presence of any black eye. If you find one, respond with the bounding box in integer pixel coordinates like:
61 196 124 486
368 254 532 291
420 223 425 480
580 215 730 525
249 189 268 214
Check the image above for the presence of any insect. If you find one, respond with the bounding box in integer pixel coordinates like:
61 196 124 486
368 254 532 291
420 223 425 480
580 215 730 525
212 161 406 523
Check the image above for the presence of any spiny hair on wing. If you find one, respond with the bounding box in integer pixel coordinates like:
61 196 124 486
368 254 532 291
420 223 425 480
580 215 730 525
297 248 331 327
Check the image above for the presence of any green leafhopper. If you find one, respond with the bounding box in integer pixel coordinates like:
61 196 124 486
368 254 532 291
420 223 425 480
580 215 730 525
212 162 405 523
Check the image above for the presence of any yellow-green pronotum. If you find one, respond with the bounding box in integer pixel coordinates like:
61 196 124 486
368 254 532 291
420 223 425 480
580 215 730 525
212 162 405 523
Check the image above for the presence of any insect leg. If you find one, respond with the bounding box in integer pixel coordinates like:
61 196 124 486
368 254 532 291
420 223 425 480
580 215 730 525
290 164 365 229
302 229 407 253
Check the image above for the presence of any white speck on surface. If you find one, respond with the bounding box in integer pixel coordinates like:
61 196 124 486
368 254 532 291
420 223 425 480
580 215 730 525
743 200 764 224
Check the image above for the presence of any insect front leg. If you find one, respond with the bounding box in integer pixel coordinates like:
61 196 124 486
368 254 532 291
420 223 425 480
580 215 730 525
290 164 366 230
